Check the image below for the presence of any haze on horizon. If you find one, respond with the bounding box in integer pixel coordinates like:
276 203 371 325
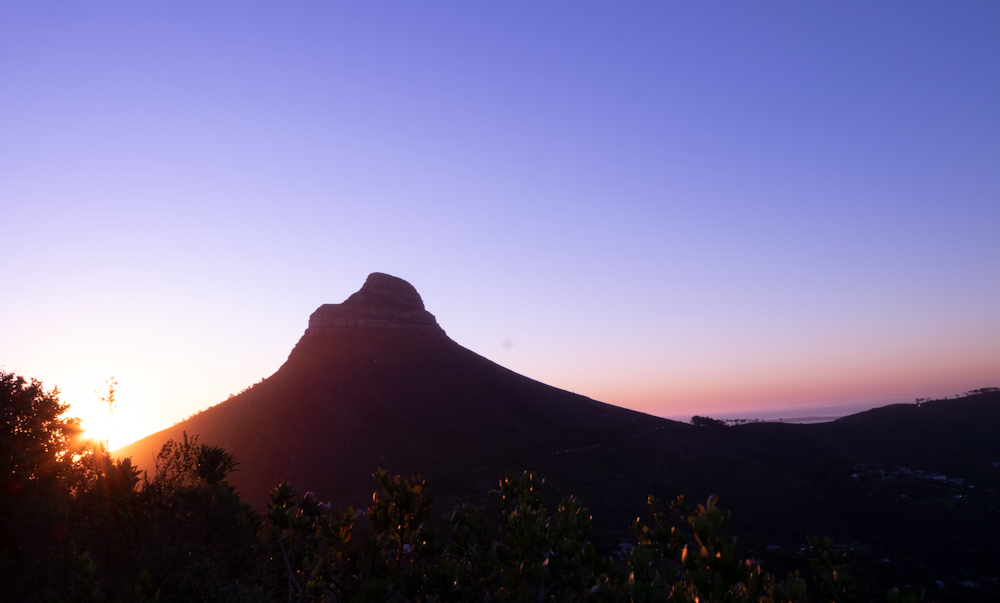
2 1 998 449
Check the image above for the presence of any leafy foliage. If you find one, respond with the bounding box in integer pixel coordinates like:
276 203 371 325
1 371 257 602
1 370 82 485
806 536 865 603
1 371 85 601
258 473 841 603
0 371 942 602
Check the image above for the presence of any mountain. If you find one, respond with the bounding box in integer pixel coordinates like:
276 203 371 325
116 273 1000 599
115 274 733 538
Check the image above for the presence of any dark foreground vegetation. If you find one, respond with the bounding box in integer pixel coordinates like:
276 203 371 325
3 371 935 603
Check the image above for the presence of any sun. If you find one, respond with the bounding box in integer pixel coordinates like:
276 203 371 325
65 377 128 451
61 377 160 453
72 405 113 446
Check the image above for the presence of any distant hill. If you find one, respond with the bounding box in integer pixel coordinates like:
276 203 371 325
664 399 916 424
116 274 999 600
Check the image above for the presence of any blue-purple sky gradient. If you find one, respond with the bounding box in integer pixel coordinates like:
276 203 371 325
2 1 998 447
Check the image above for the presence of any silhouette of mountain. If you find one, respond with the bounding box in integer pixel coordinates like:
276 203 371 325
116 274 999 599
116 274 720 534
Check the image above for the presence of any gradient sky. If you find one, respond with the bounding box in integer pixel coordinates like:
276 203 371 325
2 1 998 449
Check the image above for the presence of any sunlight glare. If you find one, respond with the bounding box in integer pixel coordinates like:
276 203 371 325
65 380 146 452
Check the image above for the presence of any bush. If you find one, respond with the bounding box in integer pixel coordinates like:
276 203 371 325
0 371 932 602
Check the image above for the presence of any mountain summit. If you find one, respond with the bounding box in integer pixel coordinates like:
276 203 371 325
308 273 445 334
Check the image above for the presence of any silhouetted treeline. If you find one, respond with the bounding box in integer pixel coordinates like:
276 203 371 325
2 371 928 602
690 416 763 427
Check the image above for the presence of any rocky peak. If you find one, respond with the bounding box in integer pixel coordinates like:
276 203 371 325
307 273 445 334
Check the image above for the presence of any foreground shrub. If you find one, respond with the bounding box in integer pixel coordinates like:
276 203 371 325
0 371 932 602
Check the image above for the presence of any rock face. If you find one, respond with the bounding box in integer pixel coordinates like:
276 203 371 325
307 273 444 334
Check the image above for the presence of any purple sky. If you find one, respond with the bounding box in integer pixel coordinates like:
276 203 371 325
2 1 998 448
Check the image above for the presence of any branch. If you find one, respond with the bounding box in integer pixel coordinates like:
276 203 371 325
276 532 302 602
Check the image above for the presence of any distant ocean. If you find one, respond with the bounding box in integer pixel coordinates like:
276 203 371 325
663 399 914 425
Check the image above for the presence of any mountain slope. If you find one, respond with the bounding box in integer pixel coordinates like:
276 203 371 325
116 274 999 598
118 274 703 515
